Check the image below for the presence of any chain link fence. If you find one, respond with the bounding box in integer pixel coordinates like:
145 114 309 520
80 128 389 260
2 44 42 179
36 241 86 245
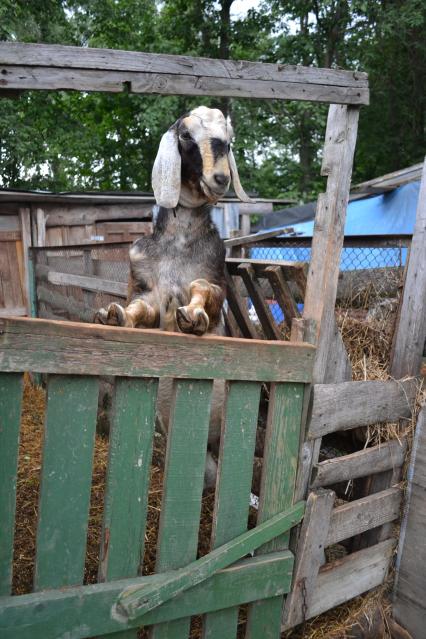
31 235 410 328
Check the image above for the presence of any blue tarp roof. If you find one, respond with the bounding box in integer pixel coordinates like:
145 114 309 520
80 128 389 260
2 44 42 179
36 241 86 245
261 181 420 238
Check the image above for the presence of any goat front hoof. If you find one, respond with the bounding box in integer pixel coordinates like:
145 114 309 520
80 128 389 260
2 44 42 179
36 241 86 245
94 303 128 327
105 303 128 326
176 306 209 336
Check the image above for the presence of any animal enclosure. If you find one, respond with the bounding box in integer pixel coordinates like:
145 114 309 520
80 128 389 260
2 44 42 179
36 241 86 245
0 41 425 639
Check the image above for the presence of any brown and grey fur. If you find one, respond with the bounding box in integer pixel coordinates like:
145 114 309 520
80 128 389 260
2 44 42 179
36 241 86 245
94 106 251 486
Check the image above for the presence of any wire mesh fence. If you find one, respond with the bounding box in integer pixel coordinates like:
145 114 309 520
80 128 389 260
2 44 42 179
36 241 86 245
31 235 410 329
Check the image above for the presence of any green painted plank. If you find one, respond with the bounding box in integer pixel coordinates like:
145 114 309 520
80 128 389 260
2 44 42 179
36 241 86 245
99 377 158 639
0 317 315 383
203 381 261 638
0 552 295 639
35 375 99 590
246 382 305 639
119 502 304 620
0 373 23 595
151 379 213 639
100 377 158 581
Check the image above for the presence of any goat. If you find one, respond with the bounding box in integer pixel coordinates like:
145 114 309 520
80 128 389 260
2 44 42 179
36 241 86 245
94 106 252 486
94 105 250 335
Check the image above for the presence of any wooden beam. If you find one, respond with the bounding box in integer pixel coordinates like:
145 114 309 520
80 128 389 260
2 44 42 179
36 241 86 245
0 43 369 105
311 438 407 488
44 204 153 227
294 104 360 504
0 317 315 382
390 158 426 378
393 407 426 638
0 66 370 104
0 43 368 87
0 552 295 639
308 379 417 439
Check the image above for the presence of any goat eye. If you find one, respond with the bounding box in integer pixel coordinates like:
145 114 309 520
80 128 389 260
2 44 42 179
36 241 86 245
227 143 231 152
180 132 192 141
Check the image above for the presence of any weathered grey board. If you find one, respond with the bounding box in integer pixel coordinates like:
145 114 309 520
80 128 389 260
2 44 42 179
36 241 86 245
294 104 360 503
326 487 402 546
311 438 407 487
0 43 368 86
44 204 152 227
0 317 315 382
391 159 426 379
393 407 426 639
307 539 395 619
283 489 335 629
0 66 369 104
308 379 417 438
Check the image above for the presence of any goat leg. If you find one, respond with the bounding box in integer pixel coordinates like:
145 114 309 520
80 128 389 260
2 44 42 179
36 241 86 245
176 278 224 336
94 298 157 328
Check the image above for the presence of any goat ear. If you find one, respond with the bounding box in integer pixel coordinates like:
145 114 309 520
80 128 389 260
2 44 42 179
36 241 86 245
228 148 254 203
152 129 181 208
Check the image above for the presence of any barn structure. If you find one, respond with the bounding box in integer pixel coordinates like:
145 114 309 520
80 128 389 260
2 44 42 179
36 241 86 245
0 41 425 639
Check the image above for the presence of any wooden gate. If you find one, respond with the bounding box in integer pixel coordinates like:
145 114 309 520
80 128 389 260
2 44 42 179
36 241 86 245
0 316 314 639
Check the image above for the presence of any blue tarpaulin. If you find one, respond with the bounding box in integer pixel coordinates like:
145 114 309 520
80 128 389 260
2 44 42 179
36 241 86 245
252 182 420 270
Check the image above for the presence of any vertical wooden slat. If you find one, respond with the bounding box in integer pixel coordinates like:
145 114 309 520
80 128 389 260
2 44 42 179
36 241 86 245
203 381 261 638
246 382 305 638
0 373 23 595
238 264 281 340
150 379 213 639
35 374 98 590
99 377 158 639
265 265 301 328
224 270 258 339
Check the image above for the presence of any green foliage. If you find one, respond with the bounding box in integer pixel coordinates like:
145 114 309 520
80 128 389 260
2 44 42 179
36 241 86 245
0 0 424 199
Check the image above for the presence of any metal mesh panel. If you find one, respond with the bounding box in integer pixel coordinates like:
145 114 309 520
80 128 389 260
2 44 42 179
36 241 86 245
31 236 410 328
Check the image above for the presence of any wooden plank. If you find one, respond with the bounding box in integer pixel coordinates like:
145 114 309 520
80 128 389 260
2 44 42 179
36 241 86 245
321 318 352 383
224 228 294 248
0 373 23 595
0 317 315 382
151 379 213 639
308 379 417 439
393 407 426 638
99 377 158 581
100 377 158 639
0 306 26 317
0 43 368 87
119 502 305 621
311 438 407 488
203 381 261 637
226 257 308 284
0 552 295 639
391 159 426 378
0 231 20 241
246 382 305 637
45 269 128 296
238 263 281 340
305 539 395 620
45 204 153 227
18 208 31 313
0 65 370 104
327 487 402 546
282 489 335 629
224 270 259 339
35 208 46 247
265 265 301 327
35 375 98 589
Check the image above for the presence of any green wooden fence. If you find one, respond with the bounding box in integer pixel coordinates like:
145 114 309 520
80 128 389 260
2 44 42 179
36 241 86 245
0 317 315 639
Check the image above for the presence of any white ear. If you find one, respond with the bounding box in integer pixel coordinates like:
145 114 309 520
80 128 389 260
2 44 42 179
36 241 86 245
228 148 254 203
152 129 181 208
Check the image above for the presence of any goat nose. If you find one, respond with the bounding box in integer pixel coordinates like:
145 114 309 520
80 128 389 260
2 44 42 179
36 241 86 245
214 173 229 187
